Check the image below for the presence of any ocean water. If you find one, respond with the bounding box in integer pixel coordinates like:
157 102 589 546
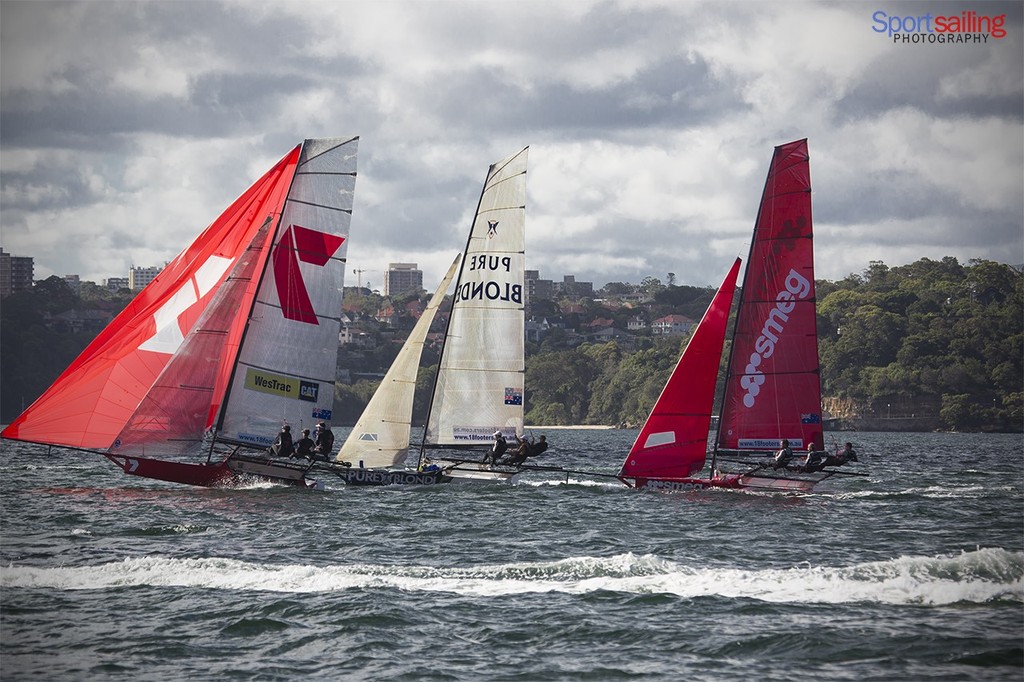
1 430 1021 681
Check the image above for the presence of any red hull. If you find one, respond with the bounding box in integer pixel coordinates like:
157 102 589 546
619 475 745 491
621 470 825 492
104 453 312 488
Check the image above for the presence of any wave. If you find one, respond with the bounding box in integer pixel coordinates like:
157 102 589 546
832 484 1020 500
3 548 1020 606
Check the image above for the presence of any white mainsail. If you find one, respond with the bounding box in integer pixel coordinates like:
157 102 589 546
219 137 358 446
336 254 461 468
424 148 528 447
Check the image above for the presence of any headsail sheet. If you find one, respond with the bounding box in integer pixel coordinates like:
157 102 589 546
716 139 823 452
1 147 301 449
424 148 528 446
338 255 461 468
218 137 358 447
620 259 740 479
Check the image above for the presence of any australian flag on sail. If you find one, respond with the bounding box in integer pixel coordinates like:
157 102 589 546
801 413 821 424
504 387 523 406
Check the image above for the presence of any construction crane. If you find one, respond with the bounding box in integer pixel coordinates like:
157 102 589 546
352 268 377 288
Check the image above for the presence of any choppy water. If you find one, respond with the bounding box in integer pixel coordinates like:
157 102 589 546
2 430 1022 680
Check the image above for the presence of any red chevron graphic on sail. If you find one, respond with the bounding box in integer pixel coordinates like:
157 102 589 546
272 224 346 324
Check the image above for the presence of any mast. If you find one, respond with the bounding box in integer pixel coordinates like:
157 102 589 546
709 206 761 473
213 147 303 436
712 139 817 456
416 147 528 463
416 162 493 466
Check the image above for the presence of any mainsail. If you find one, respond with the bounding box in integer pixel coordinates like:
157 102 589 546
422 148 528 447
337 254 461 468
619 259 741 480
216 138 356 447
715 138 823 452
3 138 359 464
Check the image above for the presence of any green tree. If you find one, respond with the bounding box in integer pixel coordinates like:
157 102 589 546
524 350 599 425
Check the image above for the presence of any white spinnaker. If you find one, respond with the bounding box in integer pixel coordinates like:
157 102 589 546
220 137 358 444
337 254 461 468
425 148 528 446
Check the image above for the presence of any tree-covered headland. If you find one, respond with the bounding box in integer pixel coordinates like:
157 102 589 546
1 257 1019 432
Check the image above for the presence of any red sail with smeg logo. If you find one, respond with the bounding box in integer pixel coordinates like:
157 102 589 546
716 139 824 453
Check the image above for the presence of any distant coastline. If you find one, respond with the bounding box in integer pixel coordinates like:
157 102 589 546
525 425 617 430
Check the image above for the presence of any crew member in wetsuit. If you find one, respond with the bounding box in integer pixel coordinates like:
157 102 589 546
800 442 826 472
485 431 507 465
771 439 793 470
313 422 335 461
294 429 315 459
527 435 548 458
822 442 859 467
269 425 294 458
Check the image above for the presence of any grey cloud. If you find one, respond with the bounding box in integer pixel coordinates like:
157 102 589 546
1 1 1021 286
837 52 1023 122
419 54 745 138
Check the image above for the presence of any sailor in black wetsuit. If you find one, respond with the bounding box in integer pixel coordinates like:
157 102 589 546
269 425 294 458
821 442 858 467
800 442 826 472
771 439 793 470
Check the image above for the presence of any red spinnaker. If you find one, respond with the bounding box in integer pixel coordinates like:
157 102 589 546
620 258 741 479
1 146 301 449
716 139 823 452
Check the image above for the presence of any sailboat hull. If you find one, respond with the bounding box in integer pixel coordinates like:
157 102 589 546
323 468 453 486
621 469 832 493
104 453 313 488
620 475 744 492
446 467 520 484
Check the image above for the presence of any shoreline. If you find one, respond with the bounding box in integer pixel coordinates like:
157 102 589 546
524 425 618 430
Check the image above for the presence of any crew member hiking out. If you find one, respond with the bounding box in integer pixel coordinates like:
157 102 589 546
313 422 334 461
485 431 507 465
269 425 294 458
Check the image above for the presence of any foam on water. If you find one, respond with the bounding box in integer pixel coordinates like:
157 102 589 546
521 476 622 489
5 548 1020 606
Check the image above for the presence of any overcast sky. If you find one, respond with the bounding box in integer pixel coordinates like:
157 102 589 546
1 1 1021 292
